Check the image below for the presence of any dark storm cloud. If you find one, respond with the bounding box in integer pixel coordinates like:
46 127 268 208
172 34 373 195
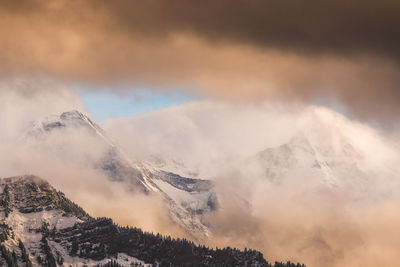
1 0 399 64
99 0 400 60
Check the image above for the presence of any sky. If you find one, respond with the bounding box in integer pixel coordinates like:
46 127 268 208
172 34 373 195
79 89 196 122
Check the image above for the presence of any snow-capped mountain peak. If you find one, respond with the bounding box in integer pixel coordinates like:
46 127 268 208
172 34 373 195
24 111 217 241
255 109 381 191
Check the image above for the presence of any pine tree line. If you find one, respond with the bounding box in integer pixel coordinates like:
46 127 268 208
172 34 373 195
52 217 306 267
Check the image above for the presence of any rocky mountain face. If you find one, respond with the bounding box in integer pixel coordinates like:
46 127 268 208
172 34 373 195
26 110 216 240
0 175 305 267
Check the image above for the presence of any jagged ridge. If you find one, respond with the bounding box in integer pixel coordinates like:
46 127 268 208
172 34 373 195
0 175 89 220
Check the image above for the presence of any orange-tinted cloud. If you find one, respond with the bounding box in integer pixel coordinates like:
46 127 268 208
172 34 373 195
1 0 400 121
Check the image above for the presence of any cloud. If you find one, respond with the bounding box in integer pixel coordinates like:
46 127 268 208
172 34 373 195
104 101 301 178
0 78 84 140
0 1 400 121
5 0 399 59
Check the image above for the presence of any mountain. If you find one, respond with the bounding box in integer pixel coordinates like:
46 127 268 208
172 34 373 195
255 132 366 187
253 108 399 196
26 110 216 240
0 175 305 267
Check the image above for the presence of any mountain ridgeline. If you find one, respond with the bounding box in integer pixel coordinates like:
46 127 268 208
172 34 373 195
0 175 305 266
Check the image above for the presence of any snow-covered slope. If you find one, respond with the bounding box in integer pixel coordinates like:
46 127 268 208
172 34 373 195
25 111 216 241
0 175 274 267
256 132 366 187
253 107 399 195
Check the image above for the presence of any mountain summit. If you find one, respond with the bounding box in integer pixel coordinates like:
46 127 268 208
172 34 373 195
26 110 217 241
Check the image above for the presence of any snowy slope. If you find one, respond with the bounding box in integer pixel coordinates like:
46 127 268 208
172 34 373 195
253 107 399 195
256 132 366 187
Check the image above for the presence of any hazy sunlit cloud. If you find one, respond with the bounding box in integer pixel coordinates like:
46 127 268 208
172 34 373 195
0 1 399 123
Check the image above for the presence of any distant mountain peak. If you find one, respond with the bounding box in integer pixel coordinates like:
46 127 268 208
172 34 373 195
256 119 370 188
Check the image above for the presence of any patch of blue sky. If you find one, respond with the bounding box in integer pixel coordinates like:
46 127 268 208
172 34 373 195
79 89 197 122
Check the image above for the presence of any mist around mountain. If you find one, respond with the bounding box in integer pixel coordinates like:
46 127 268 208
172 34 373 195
2 93 400 266
24 110 217 242
104 101 400 267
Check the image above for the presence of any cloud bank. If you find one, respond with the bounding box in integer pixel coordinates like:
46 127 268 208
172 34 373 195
0 1 400 121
